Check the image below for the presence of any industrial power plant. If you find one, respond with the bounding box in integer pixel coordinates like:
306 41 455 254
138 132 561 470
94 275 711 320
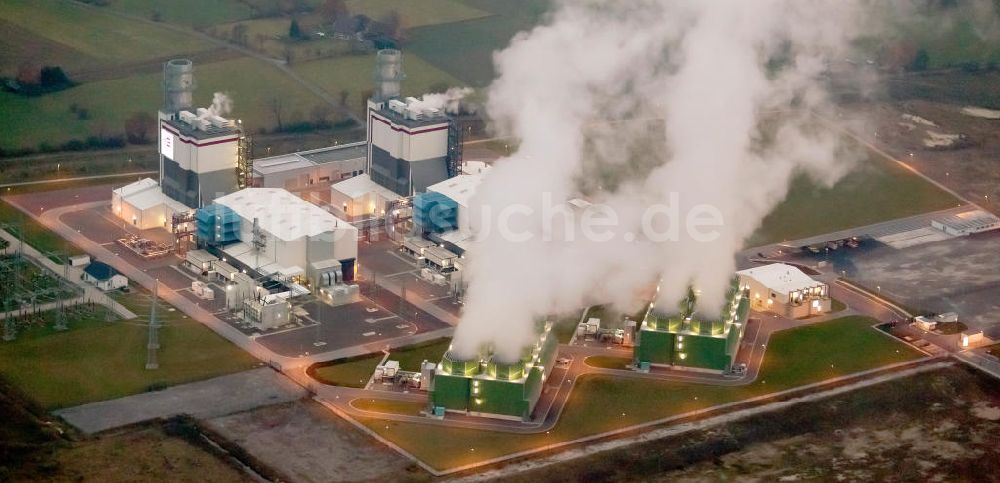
429 322 558 420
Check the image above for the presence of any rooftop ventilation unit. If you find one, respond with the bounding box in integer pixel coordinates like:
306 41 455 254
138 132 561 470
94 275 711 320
388 99 407 115
179 110 198 125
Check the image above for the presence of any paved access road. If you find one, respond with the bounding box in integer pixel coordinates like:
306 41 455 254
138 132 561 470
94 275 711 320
56 367 306 434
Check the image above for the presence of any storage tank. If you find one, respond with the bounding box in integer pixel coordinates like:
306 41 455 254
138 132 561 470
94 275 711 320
163 59 195 114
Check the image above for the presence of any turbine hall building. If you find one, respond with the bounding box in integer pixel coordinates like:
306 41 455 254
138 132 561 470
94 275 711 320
634 280 751 373
199 188 359 290
331 49 468 219
429 322 558 421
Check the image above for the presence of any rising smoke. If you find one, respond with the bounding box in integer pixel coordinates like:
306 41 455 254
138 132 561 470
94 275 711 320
451 0 880 362
409 87 475 114
205 92 233 117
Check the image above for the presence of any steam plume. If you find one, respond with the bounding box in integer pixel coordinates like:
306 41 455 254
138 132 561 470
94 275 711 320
452 0 876 362
206 92 232 117
409 87 474 114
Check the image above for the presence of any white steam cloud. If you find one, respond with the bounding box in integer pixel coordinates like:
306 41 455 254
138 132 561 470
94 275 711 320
408 87 474 114
452 0 877 362
206 92 233 117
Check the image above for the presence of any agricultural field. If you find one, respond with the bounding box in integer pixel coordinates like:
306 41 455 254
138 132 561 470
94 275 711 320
0 288 258 409
355 316 923 472
0 0 213 64
0 56 338 150
208 16 350 62
406 0 550 86
749 146 958 246
345 0 490 29
104 0 256 27
0 20 100 78
293 53 464 116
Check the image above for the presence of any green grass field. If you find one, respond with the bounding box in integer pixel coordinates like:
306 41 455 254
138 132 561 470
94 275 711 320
550 312 581 344
405 1 548 86
584 355 632 370
749 149 959 246
0 0 212 63
311 354 382 388
388 338 451 372
107 0 255 27
0 293 258 409
0 56 333 150
352 398 426 416
0 199 82 257
346 0 490 29
358 316 922 471
311 338 452 387
292 53 464 117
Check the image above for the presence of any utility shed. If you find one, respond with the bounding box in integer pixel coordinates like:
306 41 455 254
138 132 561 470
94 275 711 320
83 261 128 291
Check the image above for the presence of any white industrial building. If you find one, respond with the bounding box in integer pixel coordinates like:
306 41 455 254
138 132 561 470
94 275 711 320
112 178 190 230
331 49 461 219
329 173 402 219
931 209 1000 236
737 263 831 319
252 143 367 193
212 188 358 289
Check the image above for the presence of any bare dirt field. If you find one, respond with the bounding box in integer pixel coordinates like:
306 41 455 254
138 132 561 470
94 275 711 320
496 365 1000 483
207 399 421 483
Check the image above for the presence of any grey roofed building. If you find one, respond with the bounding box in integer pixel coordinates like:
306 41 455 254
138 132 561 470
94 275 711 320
83 261 119 281
252 143 367 190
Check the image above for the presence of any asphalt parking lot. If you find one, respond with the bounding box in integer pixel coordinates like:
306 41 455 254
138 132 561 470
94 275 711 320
359 239 462 317
829 231 1000 331
251 297 445 357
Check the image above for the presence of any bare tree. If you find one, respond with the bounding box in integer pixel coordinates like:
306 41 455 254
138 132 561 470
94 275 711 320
231 23 249 47
310 104 333 125
124 112 155 144
319 0 349 21
360 89 373 111
267 97 285 132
